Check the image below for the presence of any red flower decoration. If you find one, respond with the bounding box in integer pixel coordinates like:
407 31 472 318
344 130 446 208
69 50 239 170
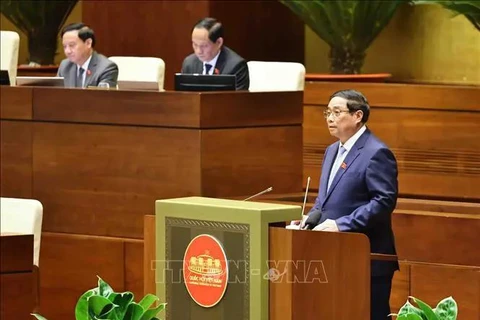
214 68 220 75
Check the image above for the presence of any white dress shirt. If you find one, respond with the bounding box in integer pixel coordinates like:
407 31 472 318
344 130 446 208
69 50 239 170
203 51 221 75
327 125 367 189
77 55 92 87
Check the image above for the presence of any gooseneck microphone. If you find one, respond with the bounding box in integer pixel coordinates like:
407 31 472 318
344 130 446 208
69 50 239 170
302 209 323 230
301 177 311 217
243 187 273 201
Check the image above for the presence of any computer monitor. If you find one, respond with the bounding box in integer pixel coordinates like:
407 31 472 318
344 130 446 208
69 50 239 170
174 73 236 92
16 76 64 87
0 70 10 85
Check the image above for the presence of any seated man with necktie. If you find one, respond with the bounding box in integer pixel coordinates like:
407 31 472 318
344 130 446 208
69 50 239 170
57 22 118 88
181 17 249 91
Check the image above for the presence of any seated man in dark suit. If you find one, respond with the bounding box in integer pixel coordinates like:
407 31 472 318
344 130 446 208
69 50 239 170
181 17 249 91
58 22 118 88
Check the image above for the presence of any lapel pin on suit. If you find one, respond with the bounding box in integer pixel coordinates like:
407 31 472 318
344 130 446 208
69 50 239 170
341 162 347 169
86 69 92 76
214 68 220 75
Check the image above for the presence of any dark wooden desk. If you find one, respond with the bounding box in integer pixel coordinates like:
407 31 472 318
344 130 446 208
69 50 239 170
0 233 34 320
1 87 303 238
0 87 303 319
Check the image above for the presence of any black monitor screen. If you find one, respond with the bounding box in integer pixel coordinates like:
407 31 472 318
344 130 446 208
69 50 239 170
174 73 236 92
0 70 10 86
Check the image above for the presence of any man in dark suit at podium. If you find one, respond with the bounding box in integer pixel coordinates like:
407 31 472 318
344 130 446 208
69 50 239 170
58 23 118 88
305 89 399 320
181 17 249 91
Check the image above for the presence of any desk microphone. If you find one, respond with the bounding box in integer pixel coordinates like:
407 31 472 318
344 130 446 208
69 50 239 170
303 209 323 230
243 187 273 201
299 176 312 229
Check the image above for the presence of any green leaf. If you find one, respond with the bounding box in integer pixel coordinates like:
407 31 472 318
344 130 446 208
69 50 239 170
75 289 98 320
279 0 409 73
97 276 114 298
411 0 480 31
434 296 458 320
87 295 117 319
411 296 439 320
397 300 424 317
138 294 159 311
279 0 408 51
140 303 166 320
397 314 426 320
108 291 135 319
30 314 48 320
124 302 144 320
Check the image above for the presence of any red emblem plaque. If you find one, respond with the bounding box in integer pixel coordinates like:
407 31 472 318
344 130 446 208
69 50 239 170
183 234 229 307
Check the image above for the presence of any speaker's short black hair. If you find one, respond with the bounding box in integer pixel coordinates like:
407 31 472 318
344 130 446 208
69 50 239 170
330 89 370 123
193 17 224 43
61 22 96 48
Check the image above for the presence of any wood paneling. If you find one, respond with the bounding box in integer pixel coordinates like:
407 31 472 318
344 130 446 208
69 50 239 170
304 81 479 111
125 240 144 299
390 262 410 313
32 88 302 128
201 126 303 197
39 233 140 319
410 264 480 320
393 210 480 266
0 86 32 119
0 121 33 198
33 122 200 238
0 234 34 320
269 225 293 320
199 91 303 127
396 198 480 214
0 234 33 272
0 87 34 199
0 273 35 320
33 88 202 127
82 1 304 90
269 227 370 320
303 82 480 200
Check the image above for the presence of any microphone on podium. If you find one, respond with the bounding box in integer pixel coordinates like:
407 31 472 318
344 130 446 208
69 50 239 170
302 209 322 230
243 186 273 201
286 177 313 230
301 176 311 217
299 176 322 229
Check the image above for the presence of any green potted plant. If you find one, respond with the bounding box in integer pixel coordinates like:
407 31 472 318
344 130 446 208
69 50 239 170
412 1 479 31
279 0 409 74
390 296 458 320
32 276 166 320
0 0 78 65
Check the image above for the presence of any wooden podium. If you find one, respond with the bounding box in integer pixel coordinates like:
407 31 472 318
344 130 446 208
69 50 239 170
269 227 370 319
154 197 371 320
